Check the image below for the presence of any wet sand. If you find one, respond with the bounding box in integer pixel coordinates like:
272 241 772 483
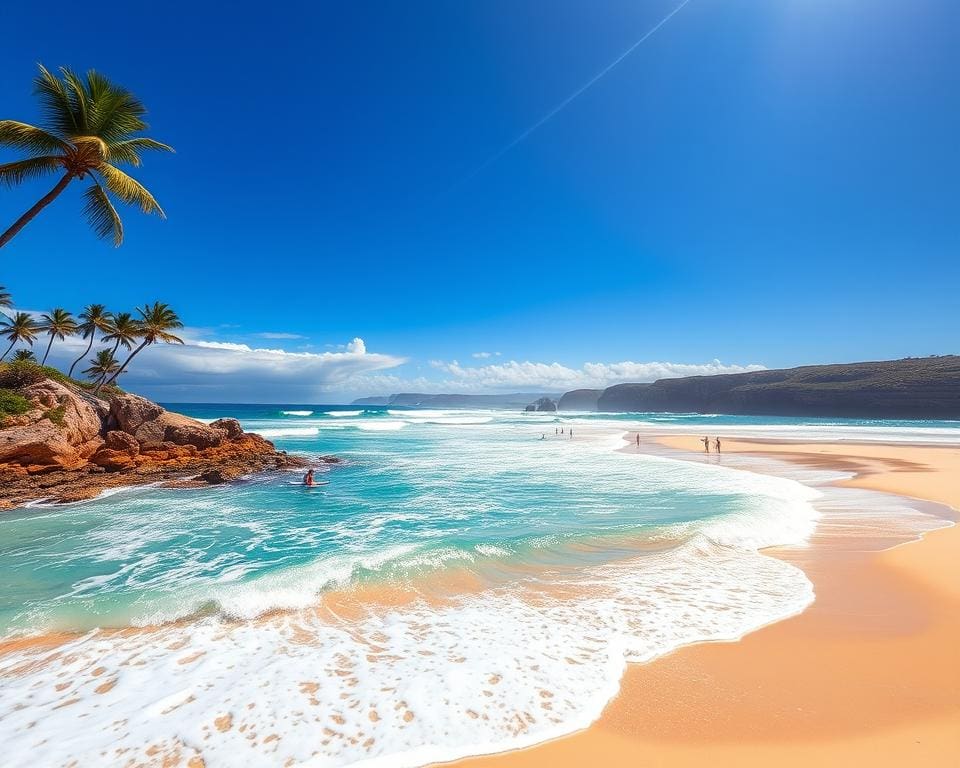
447 437 960 768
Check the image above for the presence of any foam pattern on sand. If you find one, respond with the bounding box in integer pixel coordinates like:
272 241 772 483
0 536 811 768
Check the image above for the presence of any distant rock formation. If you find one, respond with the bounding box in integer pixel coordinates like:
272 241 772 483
590 357 960 419
0 377 306 510
526 397 558 412
352 392 562 409
557 389 602 411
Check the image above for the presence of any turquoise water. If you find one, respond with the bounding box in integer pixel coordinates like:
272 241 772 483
1 405 957 636
1 406 954 768
0 407 750 634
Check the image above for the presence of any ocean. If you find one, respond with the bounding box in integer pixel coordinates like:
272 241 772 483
0 406 955 767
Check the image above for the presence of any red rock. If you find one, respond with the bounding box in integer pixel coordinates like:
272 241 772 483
90 448 138 471
209 418 243 439
0 378 314 508
104 430 140 453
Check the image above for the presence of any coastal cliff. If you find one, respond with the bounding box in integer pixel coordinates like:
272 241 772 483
592 356 960 418
557 389 603 411
0 372 304 510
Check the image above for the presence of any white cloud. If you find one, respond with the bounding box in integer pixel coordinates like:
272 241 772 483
256 332 305 340
33 331 406 402
424 358 766 393
11 305 764 402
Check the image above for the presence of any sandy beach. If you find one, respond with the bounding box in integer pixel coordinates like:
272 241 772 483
448 436 960 768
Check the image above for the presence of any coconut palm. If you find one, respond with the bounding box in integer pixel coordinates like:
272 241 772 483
0 311 40 361
67 304 114 377
106 302 183 384
101 311 140 358
39 307 78 366
83 349 121 394
12 349 36 362
0 65 173 249
0 286 11 316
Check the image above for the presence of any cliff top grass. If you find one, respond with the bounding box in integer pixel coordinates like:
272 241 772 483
0 360 124 398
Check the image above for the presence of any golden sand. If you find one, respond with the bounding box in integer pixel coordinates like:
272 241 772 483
446 437 960 768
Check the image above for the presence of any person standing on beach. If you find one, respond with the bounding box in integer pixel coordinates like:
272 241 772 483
569 428 573 439
715 437 722 453
701 436 710 452
636 433 640 448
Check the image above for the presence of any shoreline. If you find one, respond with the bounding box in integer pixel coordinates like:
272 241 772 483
1 427 956 766
446 434 960 768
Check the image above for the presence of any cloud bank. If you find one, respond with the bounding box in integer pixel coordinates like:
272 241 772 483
11 309 763 402
338 358 765 398
34 332 405 402
421 358 765 393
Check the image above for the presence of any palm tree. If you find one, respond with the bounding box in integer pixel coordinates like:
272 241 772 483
67 304 114 377
0 311 40 361
0 286 11 316
106 302 183 384
12 349 36 362
0 65 173 249
101 311 140 358
83 349 120 394
39 307 78 366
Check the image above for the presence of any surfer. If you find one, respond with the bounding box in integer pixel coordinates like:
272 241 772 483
303 469 316 486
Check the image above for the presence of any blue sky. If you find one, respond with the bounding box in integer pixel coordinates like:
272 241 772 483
1 0 958 401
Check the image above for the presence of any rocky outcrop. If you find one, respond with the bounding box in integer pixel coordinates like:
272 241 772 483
0 380 308 510
526 397 557 412
0 380 107 470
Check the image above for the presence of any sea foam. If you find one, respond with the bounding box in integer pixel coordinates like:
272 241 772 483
0 448 822 768
253 427 320 438
0 533 813 768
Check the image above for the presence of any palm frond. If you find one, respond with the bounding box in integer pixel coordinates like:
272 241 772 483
96 162 165 216
61 69 92 132
82 182 124 246
0 156 62 187
84 69 148 143
34 64 80 136
1 311 40 344
0 120 69 155
107 137 175 167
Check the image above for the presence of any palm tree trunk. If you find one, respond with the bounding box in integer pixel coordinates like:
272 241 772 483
41 335 55 366
0 339 14 361
0 172 74 250
68 335 95 377
106 339 149 385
